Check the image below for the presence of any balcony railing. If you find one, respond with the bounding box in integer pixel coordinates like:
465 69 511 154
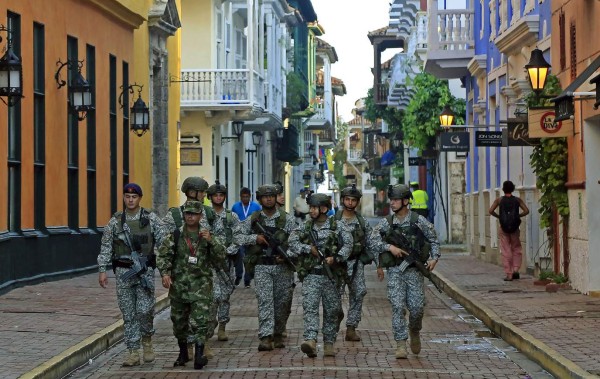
348 149 364 161
180 69 265 109
428 5 474 51
374 83 389 104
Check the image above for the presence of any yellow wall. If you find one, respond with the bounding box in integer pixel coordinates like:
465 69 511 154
181 0 213 69
0 0 145 228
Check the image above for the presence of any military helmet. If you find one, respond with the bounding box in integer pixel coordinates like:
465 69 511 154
181 176 209 193
255 184 278 200
306 193 331 209
206 180 227 196
388 184 413 200
340 184 362 199
274 181 284 195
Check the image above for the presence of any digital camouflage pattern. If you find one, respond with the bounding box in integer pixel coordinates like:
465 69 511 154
288 216 353 344
156 227 226 343
97 208 165 350
236 209 299 339
335 213 378 328
371 210 440 342
207 209 241 339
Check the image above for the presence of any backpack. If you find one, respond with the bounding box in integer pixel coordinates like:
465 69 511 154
499 196 521 233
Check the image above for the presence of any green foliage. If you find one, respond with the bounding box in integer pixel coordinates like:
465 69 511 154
539 270 568 283
371 177 390 191
364 88 405 130
539 271 553 280
401 73 466 151
527 74 569 229
332 149 347 190
286 71 306 114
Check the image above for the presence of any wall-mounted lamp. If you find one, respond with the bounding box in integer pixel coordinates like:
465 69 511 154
267 126 285 144
525 48 550 95
0 24 23 107
391 132 403 149
221 120 244 145
119 83 150 137
439 105 455 130
55 59 94 121
245 131 263 155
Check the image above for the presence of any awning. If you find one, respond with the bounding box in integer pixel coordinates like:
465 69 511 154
552 54 600 121
381 150 396 166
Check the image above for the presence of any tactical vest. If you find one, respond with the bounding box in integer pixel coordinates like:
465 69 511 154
243 210 290 275
220 209 234 246
334 211 373 265
169 204 216 229
411 190 428 209
379 212 431 268
112 209 154 257
296 218 346 284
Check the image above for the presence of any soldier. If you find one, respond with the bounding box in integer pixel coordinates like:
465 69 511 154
97 183 165 367
163 176 211 232
156 201 226 370
335 184 376 342
205 181 240 342
237 184 298 351
162 176 219 358
274 181 285 208
371 184 440 359
289 193 353 358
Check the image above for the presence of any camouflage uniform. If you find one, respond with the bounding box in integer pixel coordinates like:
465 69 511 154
206 208 240 339
289 208 353 352
237 185 299 350
335 212 376 331
371 210 440 343
97 207 165 351
156 201 226 368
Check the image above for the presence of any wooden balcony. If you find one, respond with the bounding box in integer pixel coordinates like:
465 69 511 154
423 0 474 79
179 69 265 112
374 83 389 105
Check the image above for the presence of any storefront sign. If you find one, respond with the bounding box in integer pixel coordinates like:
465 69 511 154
475 131 505 147
440 132 470 152
506 119 540 146
528 107 573 138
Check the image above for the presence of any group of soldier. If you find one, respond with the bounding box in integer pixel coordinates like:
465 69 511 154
97 177 440 370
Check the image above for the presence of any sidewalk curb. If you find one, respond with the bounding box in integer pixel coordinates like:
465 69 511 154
432 271 595 379
19 293 170 379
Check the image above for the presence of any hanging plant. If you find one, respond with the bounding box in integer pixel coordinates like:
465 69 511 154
527 75 569 228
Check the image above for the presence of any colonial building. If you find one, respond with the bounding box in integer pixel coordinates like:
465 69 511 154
0 0 181 290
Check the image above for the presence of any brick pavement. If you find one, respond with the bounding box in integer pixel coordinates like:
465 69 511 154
2 248 594 378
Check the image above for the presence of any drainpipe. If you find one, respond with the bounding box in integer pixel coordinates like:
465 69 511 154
563 216 570 277
552 206 560 274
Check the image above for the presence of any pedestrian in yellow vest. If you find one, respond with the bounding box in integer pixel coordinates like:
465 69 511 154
409 182 429 218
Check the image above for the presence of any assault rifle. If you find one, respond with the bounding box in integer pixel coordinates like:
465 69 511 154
308 229 335 281
388 228 442 293
120 223 152 291
254 221 297 271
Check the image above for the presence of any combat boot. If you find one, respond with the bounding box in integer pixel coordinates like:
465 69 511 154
300 339 317 358
395 340 408 359
258 336 273 351
141 336 155 363
194 342 208 369
409 329 421 354
345 326 361 341
122 349 140 367
217 322 228 341
323 342 336 357
204 340 214 359
273 333 285 348
174 341 189 367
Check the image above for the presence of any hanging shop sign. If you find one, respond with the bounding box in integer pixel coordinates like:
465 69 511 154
506 119 540 146
528 107 573 138
439 132 470 152
475 131 505 147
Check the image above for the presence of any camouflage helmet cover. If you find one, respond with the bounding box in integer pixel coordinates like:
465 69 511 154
306 193 331 209
181 176 209 193
182 200 203 214
255 184 278 199
340 184 362 199
388 184 413 200
206 180 227 196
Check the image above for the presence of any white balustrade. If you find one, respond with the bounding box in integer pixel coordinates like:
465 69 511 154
428 1 474 51
348 149 364 160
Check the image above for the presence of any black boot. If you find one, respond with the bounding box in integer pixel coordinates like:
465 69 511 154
173 341 189 367
194 342 208 369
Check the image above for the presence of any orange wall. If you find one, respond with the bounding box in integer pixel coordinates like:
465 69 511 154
551 0 600 186
0 0 140 230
